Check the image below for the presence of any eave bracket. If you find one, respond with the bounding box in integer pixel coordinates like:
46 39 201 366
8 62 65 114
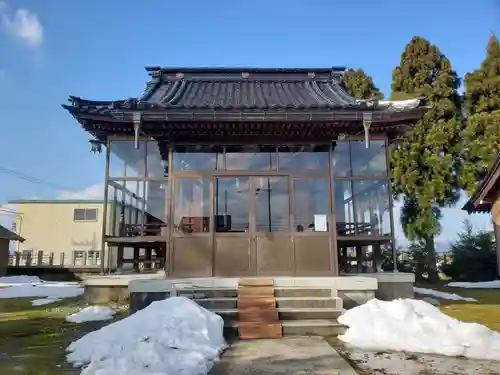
133 112 142 149
362 112 373 148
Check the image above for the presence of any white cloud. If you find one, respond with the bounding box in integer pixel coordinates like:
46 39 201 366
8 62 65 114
0 2 43 48
57 183 104 200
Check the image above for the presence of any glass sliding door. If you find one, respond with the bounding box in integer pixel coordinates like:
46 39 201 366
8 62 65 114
213 177 254 276
251 176 293 275
170 178 212 276
291 177 334 275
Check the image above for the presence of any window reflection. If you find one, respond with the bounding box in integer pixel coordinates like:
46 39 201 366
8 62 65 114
107 180 145 237
173 146 220 171
109 140 146 177
334 181 355 236
173 179 210 233
353 180 391 236
350 140 387 177
215 177 249 232
143 181 167 236
278 145 329 171
146 141 167 178
332 141 351 177
293 178 329 232
254 177 289 232
226 146 276 170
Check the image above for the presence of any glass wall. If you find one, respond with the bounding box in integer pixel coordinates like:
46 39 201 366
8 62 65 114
278 145 329 171
215 177 249 232
292 177 330 232
106 140 167 237
226 146 276 171
254 177 289 232
333 139 393 238
173 145 221 171
171 145 329 173
173 178 210 233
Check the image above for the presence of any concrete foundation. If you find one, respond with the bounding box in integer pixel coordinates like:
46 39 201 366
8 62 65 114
82 272 415 309
358 272 415 301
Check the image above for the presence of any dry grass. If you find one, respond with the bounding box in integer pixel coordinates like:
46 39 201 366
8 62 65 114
415 281 500 331
0 297 126 374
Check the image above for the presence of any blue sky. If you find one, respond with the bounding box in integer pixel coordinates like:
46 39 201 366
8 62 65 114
0 0 498 247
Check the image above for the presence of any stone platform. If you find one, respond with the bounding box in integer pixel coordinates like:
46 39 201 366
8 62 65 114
82 273 415 337
82 272 415 306
209 336 357 375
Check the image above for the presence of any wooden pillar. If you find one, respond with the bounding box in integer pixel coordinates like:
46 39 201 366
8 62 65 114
144 248 152 270
493 198 500 278
356 245 363 273
373 243 382 272
37 250 43 266
117 245 124 273
133 247 140 273
494 222 500 278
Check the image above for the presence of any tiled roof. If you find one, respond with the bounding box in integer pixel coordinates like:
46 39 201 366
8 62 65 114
140 67 358 110
63 67 428 123
0 225 24 242
463 151 500 213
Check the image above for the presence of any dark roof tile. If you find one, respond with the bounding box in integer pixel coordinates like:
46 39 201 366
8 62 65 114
0 225 24 242
142 68 357 110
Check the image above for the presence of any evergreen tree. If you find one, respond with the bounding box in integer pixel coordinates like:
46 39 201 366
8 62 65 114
340 68 384 99
460 34 500 192
390 36 462 281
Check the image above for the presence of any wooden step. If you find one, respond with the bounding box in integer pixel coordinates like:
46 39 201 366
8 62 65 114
237 286 274 297
237 297 276 310
238 308 279 323
238 322 283 339
238 278 274 287
237 277 282 340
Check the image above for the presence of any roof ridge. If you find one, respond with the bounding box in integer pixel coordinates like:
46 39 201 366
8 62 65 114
145 66 346 74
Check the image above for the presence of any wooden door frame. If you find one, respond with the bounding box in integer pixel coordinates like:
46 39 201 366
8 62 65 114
213 175 256 276
249 175 294 276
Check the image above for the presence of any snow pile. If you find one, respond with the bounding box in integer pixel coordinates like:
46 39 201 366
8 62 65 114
413 287 477 302
66 296 227 375
0 275 42 285
338 298 500 360
448 280 500 289
378 98 421 110
0 276 83 305
66 306 116 323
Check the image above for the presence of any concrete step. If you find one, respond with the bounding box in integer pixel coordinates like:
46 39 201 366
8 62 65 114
176 287 337 299
281 319 347 336
194 296 343 310
214 307 344 321
227 319 346 337
275 287 337 298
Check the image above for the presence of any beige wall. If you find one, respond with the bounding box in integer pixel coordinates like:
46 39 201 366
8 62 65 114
12 202 110 267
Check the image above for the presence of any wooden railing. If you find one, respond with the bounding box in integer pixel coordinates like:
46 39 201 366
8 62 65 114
8 251 100 268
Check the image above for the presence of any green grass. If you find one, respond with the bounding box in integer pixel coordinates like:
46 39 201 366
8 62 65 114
414 281 500 331
0 297 126 375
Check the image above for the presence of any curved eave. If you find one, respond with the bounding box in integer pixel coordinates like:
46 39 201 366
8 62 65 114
462 152 500 213
63 104 428 124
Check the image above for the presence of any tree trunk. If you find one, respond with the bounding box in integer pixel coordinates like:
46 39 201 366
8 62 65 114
425 236 440 282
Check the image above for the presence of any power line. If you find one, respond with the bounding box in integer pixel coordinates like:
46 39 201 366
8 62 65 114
0 165 70 191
